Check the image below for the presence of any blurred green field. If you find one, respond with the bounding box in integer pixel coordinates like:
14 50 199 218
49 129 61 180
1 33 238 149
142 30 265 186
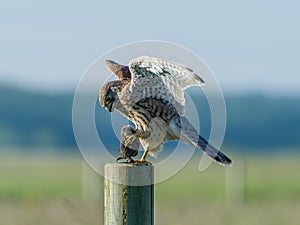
1 152 300 225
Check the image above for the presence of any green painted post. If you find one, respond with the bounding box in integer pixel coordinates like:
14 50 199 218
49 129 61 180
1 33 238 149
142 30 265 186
104 163 154 225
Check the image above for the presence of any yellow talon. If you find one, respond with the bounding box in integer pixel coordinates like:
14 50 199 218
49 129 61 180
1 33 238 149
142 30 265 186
134 151 152 165
134 160 152 165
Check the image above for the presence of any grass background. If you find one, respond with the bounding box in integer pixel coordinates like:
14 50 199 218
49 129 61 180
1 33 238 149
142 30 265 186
1 151 300 225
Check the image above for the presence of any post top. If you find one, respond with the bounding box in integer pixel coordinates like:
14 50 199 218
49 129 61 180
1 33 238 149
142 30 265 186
105 162 154 186
105 162 154 169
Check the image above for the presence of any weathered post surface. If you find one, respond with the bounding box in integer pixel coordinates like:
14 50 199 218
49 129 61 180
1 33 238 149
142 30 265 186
104 163 154 225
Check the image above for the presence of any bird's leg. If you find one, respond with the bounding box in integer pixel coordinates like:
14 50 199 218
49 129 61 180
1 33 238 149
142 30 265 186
134 150 152 165
140 150 148 161
122 128 151 165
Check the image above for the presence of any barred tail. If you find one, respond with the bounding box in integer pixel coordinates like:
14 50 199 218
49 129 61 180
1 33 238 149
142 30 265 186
197 135 232 165
179 116 232 166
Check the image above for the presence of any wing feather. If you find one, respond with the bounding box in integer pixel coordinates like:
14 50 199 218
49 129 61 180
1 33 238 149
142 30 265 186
104 60 131 80
128 56 204 115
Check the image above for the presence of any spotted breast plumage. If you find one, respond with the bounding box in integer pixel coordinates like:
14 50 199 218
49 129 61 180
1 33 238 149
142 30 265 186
99 56 232 165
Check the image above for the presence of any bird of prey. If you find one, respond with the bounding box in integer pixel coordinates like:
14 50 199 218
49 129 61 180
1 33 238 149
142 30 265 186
99 56 232 165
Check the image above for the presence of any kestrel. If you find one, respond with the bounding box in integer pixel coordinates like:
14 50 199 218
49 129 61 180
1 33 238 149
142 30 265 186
99 56 232 165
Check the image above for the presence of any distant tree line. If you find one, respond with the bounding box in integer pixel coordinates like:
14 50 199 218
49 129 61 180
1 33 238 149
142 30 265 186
1 86 299 153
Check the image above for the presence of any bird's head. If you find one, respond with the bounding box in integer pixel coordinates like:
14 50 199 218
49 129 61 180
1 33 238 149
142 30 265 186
99 80 123 112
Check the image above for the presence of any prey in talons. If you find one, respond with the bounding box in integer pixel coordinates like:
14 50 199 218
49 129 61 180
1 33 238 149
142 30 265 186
116 125 152 164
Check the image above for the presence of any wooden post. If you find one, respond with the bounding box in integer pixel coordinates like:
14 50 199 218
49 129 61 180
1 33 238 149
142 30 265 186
104 163 154 225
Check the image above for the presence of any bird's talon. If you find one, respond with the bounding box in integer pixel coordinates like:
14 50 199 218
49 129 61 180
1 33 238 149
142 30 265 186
127 158 135 163
116 157 124 162
134 160 152 165
116 157 135 164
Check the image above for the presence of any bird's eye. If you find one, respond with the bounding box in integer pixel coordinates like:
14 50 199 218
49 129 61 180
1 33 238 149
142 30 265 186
105 95 112 103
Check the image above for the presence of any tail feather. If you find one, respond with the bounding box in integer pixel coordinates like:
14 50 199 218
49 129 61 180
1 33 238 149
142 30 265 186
197 135 232 165
179 116 232 166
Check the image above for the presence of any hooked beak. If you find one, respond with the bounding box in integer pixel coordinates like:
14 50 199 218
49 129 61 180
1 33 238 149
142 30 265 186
108 102 114 112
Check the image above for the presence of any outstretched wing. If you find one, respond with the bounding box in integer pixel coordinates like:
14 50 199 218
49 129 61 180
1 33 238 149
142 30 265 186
104 60 131 80
128 56 204 115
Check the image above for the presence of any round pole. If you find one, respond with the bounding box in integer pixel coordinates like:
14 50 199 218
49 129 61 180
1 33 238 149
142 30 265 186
104 163 154 225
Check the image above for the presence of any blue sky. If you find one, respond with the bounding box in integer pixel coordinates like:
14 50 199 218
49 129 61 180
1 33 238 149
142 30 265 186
0 0 299 95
